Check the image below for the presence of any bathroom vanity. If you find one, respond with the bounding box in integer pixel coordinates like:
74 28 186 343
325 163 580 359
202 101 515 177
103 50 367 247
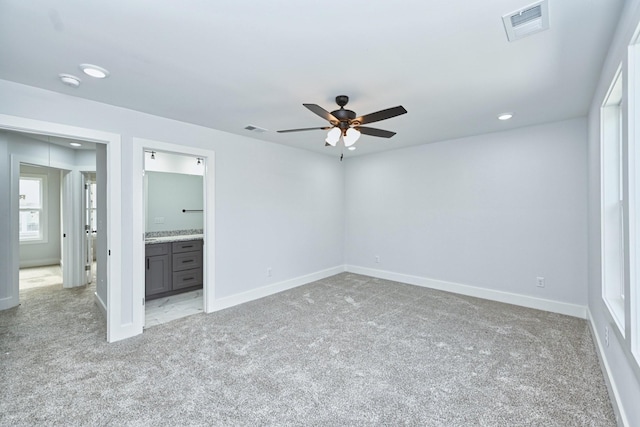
145 237 203 301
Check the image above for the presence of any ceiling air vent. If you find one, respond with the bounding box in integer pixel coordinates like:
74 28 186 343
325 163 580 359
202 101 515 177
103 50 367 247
502 0 549 42
244 125 268 133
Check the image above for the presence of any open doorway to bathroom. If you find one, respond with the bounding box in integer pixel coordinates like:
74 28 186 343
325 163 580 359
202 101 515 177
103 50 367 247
143 149 205 327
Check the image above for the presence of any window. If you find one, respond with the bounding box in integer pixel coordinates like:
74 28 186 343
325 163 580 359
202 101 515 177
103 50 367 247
601 67 625 334
631 39 640 365
19 174 47 243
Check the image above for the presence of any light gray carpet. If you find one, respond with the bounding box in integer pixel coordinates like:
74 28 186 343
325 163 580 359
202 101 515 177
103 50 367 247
0 273 615 426
19 264 63 290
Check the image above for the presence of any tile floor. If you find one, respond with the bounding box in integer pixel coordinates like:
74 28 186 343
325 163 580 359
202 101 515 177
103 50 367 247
145 289 203 328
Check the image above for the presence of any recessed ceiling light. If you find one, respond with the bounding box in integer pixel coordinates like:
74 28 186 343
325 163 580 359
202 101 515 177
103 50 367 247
498 113 514 120
59 74 81 88
348 146 356 151
69 142 82 147
79 64 110 79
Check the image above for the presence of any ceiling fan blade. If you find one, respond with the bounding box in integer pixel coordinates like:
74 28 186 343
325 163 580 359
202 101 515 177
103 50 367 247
277 126 331 133
303 104 339 122
355 106 407 125
357 126 397 138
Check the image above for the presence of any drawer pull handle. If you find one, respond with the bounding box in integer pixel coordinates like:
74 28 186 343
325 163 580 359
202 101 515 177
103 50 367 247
182 245 193 248
182 259 194 263
183 277 194 281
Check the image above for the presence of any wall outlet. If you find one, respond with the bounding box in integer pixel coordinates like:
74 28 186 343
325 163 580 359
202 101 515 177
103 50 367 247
154 217 165 224
375 256 380 264
267 267 272 277
536 277 545 288
605 326 609 347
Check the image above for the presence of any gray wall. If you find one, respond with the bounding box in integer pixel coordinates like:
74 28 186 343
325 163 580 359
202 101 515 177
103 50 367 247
19 164 61 268
345 118 588 306
145 171 203 232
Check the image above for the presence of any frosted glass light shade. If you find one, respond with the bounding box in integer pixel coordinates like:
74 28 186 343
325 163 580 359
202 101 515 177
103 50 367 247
325 127 341 146
343 128 361 147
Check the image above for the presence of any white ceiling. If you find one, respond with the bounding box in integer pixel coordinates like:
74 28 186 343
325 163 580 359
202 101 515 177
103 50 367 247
0 0 623 157
8 131 98 150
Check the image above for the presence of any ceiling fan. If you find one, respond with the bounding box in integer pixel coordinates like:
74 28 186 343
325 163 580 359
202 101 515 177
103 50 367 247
277 95 407 147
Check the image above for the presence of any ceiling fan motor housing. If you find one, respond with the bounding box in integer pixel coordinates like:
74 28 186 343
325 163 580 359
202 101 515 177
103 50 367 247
331 108 357 129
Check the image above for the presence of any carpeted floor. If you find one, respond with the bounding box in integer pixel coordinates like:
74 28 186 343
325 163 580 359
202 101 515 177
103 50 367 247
0 273 615 426
19 264 63 290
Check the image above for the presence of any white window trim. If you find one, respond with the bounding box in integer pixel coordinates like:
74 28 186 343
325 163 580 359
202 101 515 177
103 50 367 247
19 172 48 245
601 65 626 335
629 38 640 366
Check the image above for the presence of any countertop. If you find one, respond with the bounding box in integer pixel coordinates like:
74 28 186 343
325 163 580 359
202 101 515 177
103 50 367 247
145 234 203 244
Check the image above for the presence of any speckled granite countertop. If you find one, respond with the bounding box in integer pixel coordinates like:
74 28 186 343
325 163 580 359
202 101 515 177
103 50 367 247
145 229 203 244
145 234 203 244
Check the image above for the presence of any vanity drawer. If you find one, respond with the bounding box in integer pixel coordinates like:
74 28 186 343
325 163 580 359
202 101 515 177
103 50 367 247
172 240 202 254
172 251 202 272
172 268 203 290
145 242 169 257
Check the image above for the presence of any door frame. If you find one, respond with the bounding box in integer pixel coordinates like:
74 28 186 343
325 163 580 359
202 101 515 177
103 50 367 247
0 114 125 342
132 137 215 324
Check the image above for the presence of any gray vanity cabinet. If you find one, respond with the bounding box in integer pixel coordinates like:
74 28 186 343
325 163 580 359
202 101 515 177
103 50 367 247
145 243 171 297
145 239 203 300
172 240 203 291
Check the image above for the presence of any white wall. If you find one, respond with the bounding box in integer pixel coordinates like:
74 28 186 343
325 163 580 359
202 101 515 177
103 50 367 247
144 150 205 176
145 171 203 232
19 164 61 268
345 118 588 309
95 144 108 311
0 79 345 309
0 139 11 304
587 0 640 425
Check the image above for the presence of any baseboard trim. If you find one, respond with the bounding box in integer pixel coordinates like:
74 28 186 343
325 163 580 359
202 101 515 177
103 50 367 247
94 292 107 318
345 265 587 319
586 309 629 427
19 258 60 269
211 265 345 312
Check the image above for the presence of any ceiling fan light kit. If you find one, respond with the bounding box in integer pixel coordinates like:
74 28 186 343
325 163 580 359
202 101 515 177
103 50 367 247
325 127 341 146
343 127 360 147
278 95 407 149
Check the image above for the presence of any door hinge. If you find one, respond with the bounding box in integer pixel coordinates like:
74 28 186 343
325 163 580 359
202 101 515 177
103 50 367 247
108 250 111 256
142 298 145 306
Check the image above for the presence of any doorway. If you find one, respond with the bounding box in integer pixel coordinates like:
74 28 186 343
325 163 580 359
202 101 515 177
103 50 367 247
11 133 100 297
132 137 216 331
0 114 125 342
18 161 66 291
143 150 205 327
